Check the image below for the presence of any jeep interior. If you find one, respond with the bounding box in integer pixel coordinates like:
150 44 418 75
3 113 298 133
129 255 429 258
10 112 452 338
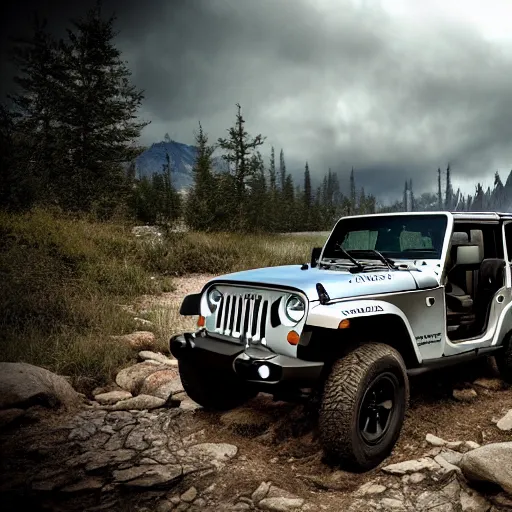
445 225 506 341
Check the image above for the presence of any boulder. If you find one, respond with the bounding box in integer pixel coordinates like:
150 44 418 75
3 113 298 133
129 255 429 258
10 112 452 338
0 362 80 410
115 362 167 394
111 395 166 411
139 369 180 396
139 351 177 366
460 442 512 494
496 410 512 431
94 390 132 405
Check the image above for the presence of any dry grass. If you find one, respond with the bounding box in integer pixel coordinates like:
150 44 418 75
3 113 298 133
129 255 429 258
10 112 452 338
0 208 327 386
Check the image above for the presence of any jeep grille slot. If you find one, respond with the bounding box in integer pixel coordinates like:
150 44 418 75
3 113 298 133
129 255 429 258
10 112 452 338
214 292 268 343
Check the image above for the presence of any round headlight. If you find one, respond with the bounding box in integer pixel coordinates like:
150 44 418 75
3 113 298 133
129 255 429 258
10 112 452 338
285 294 305 323
207 288 222 310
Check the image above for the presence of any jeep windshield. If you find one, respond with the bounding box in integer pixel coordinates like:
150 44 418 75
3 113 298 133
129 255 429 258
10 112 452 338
321 214 448 266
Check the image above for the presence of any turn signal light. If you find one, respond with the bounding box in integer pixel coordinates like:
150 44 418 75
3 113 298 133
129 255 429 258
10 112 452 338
338 319 351 329
287 330 300 345
197 315 205 327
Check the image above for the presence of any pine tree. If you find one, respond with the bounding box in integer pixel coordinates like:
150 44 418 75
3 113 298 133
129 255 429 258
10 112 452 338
279 148 287 191
268 146 277 192
303 161 312 228
217 103 265 210
185 122 218 231
445 164 453 210
437 168 443 210
247 152 269 231
403 181 409 211
409 179 415 211
350 167 356 214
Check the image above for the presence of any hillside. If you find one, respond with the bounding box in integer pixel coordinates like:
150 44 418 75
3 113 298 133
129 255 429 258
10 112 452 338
134 136 229 190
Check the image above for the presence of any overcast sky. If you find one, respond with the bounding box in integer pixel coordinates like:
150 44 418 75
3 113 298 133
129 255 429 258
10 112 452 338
2 0 512 203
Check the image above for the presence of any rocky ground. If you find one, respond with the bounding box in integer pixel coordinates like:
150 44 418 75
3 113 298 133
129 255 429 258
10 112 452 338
1 275 512 511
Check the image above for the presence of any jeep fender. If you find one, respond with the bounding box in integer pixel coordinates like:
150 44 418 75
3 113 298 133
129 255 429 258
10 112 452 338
307 299 423 364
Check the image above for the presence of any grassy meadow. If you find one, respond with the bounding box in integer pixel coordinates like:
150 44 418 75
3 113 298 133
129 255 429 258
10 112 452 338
0 209 327 391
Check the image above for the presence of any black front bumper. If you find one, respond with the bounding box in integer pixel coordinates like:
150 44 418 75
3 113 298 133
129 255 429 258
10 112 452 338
170 332 324 385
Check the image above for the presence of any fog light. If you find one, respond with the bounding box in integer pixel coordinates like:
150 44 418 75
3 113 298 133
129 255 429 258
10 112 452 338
257 365 270 379
197 315 205 327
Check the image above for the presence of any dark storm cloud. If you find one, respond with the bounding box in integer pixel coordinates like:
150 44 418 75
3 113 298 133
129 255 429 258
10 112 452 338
3 0 512 202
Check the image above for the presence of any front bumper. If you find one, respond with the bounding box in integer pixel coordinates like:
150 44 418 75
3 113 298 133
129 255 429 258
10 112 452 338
169 332 324 385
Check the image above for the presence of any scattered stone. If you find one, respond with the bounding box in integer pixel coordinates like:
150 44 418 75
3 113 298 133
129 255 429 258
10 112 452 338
181 486 198 502
125 428 150 450
115 362 166 394
113 465 151 482
94 390 133 405
382 457 440 475
111 331 156 350
194 498 207 507
0 408 25 428
252 481 272 502
152 380 185 401
69 422 97 441
140 370 180 396
473 378 505 391
453 389 478 402
459 489 490 512
439 451 463 467
409 473 426 484
496 410 512 431
416 490 451 511
435 455 462 475
380 498 406 510
355 482 387 496
258 497 305 511
446 441 463 451
426 434 447 447
460 442 512 494
155 501 174 512
139 351 178 366
111 395 166 411
231 504 251 511
124 464 183 487
186 443 238 468
0 362 80 410
464 441 480 451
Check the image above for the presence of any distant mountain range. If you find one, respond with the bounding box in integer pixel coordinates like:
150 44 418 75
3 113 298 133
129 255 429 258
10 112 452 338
134 136 228 190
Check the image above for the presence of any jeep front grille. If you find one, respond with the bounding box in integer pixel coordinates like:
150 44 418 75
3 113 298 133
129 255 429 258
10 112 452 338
214 292 269 343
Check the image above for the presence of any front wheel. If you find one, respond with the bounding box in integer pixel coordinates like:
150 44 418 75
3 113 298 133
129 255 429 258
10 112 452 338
178 359 258 411
319 343 409 471
496 337 512 384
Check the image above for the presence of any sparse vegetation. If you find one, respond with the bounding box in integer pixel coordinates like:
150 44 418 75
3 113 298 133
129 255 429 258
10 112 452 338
0 209 327 387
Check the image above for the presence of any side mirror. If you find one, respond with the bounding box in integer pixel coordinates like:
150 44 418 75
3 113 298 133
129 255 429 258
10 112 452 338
311 247 322 267
456 245 481 266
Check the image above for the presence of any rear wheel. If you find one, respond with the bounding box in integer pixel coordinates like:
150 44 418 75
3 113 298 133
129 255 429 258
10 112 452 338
319 343 409 471
178 359 258 411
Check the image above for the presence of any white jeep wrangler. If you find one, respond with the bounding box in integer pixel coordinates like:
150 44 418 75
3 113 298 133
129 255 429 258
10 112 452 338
170 212 512 470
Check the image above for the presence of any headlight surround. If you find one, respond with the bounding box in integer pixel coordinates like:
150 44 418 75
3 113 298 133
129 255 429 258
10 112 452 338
284 294 306 323
207 287 222 312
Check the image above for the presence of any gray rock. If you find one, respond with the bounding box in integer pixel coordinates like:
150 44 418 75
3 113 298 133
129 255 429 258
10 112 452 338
453 389 478 402
464 441 480 451
140 370 181 396
0 408 25 428
496 410 512 431
186 443 238 468
152 380 185 400
446 441 464 451
0 362 80 410
125 428 149 450
94 390 132 405
435 455 462 475
113 465 151 482
231 504 251 511
426 434 447 447
194 498 207 507
459 489 490 512
181 486 198 502
105 411 137 430
416 490 450 510
380 498 406 510
84 449 135 471
69 422 97 441
460 442 512 494
122 464 183 487
252 481 271 502
409 473 426 484
439 451 463 467
355 482 387 496
61 477 104 492
258 497 305 511
155 501 174 512
382 457 440 475
115 362 166 394
111 395 165 411
139 351 178 366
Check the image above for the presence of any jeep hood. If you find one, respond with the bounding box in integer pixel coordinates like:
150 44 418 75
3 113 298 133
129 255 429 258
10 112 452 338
204 264 440 302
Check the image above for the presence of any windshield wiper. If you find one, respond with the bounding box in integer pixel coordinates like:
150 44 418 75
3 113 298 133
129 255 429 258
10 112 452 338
321 247 364 272
347 249 397 270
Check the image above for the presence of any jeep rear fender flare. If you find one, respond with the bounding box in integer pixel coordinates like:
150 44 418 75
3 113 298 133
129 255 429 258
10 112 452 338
307 299 422 364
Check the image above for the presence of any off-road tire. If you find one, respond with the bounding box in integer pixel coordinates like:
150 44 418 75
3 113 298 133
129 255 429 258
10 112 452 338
319 343 409 471
178 359 258 411
496 337 512 384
